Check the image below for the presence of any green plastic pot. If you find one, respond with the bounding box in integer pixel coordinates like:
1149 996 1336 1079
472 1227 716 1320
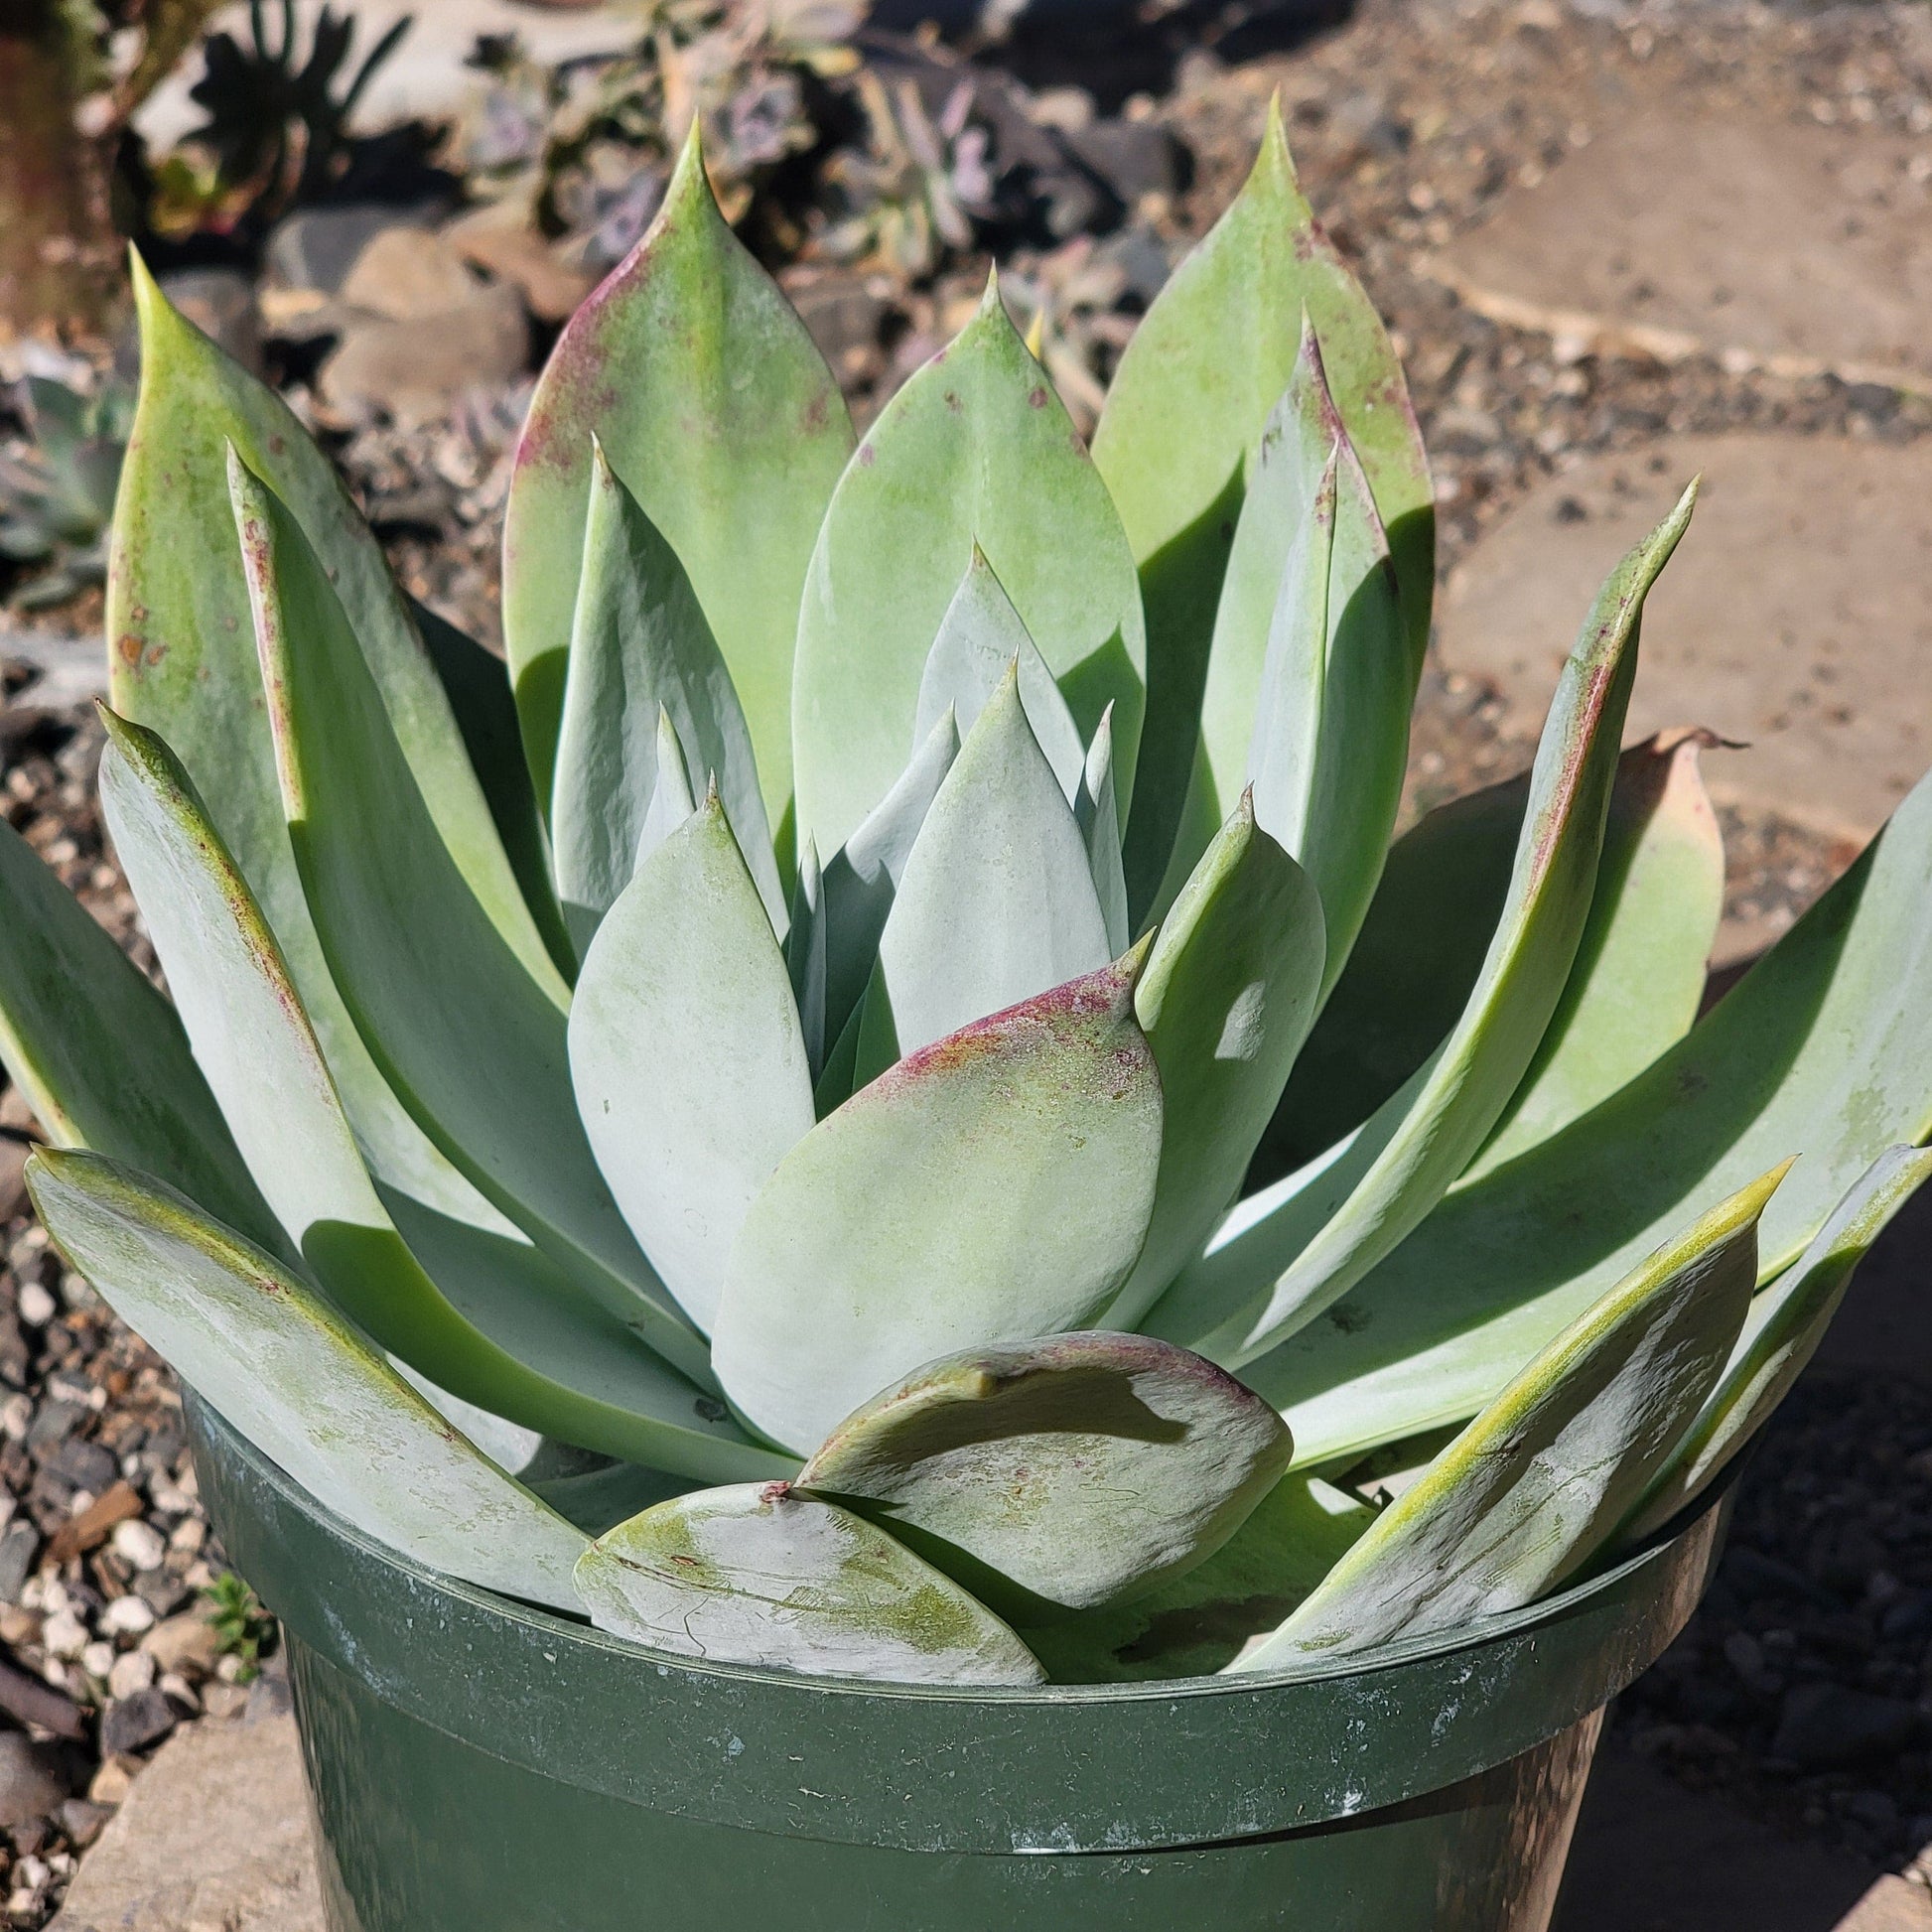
188 1395 1728 1932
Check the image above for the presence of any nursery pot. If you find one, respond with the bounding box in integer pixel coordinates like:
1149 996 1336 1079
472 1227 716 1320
189 1395 1729 1932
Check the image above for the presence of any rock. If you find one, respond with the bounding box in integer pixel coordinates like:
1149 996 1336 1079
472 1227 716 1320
99 1687 179 1759
0 1520 39 1603
1434 435 1932 841
1058 119 1182 207
337 225 483 323
108 1518 166 1575
1430 108 1932 389
1837 1876 1932 1930
106 1650 156 1702
264 202 449 300
0 1731 68 1829
45 1437 117 1498
48 1714 323 1932
0 1136 27 1222
139 1608 221 1680
319 229 528 424
48 1480 144 1565
155 268 261 374
781 268 890 380
1771 1681 1919 1769
57 1798 109 1850
442 203 596 323
85 1758 133 1807
100 1594 155 1639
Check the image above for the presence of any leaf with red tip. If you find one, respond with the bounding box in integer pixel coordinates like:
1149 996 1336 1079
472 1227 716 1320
711 955 1165 1452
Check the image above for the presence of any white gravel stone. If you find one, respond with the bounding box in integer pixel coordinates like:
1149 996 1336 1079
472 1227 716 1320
107 1649 157 1701
108 1520 166 1574
100 1593 155 1638
80 1639 115 1680
43 1611 87 1661
16 1282 55 1327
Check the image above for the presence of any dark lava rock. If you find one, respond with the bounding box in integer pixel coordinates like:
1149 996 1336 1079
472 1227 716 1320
99 1687 179 1759
1771 1682 1920 1770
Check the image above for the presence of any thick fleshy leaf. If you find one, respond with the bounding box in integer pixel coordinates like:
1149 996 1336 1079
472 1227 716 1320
810 710 958 1061
797 1332 1294 1617
0 815 281 1256
27 1150 589 1611
1105 799 1324 1329
1236 1168 1778 1667
1461 730 1725 1180
1251 751 1932 1474
1621 1148 1932 1544
1020 1473 1375 1683
871 664 1112 1057
1263 731 1724 1177
97 713 774 1478
785 837 829 1070
1155 488 1697 1361
110 262 557 1208
412 601 574 982
233 455 712 1389
551 449 781 950
1077 708 1129 953
571 794 815 1333
502 130 853 815
1093 104 1432 916
1164 327 1409 983
911 548 1087 805
792 277 1146 861
712 954 1165 1453
573 1482 1044 1683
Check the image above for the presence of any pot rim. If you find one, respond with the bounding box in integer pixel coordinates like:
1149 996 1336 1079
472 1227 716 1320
195 1396 1730 1852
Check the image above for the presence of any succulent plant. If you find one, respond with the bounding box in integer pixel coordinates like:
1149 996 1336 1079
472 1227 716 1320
0 372 135 608
3 110 1931 1687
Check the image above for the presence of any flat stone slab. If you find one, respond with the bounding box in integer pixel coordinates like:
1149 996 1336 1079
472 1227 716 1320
49 1711 322 1932
1428 109 1932 391
1434 434 1932 840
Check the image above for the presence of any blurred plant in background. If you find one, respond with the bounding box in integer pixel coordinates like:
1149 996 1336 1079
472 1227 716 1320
0 373 135 609
147 0 416 241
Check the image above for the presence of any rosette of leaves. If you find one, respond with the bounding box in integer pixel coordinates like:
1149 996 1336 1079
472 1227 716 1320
4 112 1931 1686
0 374 135 608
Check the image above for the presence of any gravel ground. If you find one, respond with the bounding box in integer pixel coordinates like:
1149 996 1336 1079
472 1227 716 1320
0 0 1928 1917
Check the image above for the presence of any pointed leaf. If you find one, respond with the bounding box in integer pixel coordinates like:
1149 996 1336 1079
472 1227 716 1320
798 1331 1294 1617
1020 1474 1375 1683
27 1150 589 1611
785 836 828 1069
234 456 712 1388
413 601 575 982
571 794 815 1333
873 664 1112 1055
573 1482 1044 1683
1263 731 1722 1176
712 955 1165 1452
503 133 854 815
0 816 281 1256
793 280 1146 860
1154 488 1696 1360
1622 1147 1932 1543
110 261 559 1199
1077 707 1130 954
911 548 1088 804
1094 107 1433 914
1236 1169 1778 1667
1252 748 1932 1474
1107 800 1325 1330
814 710 958 1056
1462 729 1725 1179
97 712 774 1478
552 449 781 950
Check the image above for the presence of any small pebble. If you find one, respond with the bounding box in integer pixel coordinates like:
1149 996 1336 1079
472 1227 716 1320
78 1640 113 1680
99 1592 154 1638
40 1612 85 1661
108 1519 165 1574
15 1285 54 1329
85 1759 133 1806
106 1649 155 1700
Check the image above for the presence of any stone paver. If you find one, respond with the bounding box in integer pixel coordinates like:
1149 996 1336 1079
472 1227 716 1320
1428 109 1932 391
1434 434 1932 841
48 1712 322 1932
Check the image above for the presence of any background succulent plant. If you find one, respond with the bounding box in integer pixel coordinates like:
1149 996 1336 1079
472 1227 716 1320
0 108 1929 1687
